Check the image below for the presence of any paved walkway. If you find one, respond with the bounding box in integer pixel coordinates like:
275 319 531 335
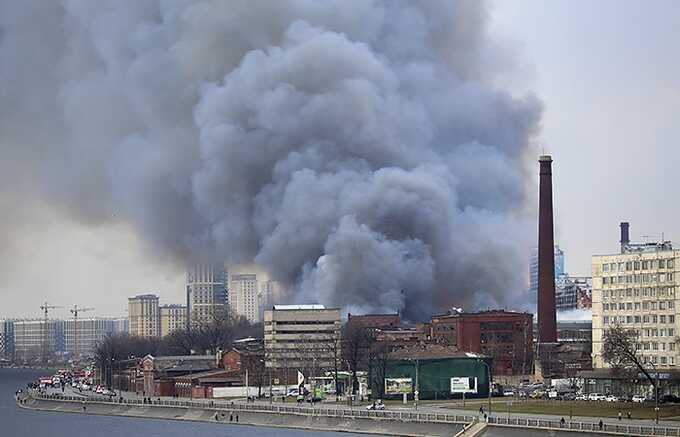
44 386 680 429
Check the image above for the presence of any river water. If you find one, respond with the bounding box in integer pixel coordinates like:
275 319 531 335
0 368 379 437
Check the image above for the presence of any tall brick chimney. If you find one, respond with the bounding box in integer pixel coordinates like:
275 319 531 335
537 155 557 343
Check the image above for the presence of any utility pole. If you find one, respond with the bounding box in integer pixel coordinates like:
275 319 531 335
70 305 94 364
40 302 62 365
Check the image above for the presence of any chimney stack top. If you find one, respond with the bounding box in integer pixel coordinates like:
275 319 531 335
539 155 552 162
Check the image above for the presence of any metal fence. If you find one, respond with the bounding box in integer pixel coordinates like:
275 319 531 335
29 392 680 436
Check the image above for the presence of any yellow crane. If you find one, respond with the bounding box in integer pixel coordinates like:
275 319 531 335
70 305 95 363
39 302 62 364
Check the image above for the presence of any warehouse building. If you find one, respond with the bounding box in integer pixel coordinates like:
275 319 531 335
378 345 491 400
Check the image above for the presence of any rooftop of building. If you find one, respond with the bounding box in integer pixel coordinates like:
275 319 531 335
129 294 159 300
431 309 533 319
272 304 327 310
388 344 488 361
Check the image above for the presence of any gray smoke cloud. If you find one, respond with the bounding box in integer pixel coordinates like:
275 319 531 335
0 0 541 320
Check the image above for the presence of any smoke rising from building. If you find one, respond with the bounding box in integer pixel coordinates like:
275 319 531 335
0 1 542 320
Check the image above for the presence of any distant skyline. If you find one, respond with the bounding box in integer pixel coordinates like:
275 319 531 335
2 1 679 318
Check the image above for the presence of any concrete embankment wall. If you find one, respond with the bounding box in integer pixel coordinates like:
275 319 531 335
20 397 463 437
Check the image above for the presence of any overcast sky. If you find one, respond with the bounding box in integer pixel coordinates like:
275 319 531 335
492 0 680 276
1 1 679 319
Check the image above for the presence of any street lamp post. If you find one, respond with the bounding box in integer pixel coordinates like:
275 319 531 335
650 361 660 424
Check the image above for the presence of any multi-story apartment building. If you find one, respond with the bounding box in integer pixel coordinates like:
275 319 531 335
592 223 678 368
229 273 259 322
128 294 160 338
13 319 65 362
264 305 341 374
0 319 14 360
64 318 126 358
186 264 228 327
160 305 187 337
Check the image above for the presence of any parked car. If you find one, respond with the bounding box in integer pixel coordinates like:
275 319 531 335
561 393 576 401
575 393 588 401
588 393 602 401
286 389 299 397
632 395 646 403
605 395 619 402
661 394 680 404
503 390 515 397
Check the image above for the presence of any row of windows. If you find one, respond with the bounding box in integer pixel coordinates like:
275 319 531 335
603 301 675 311
603 259 675 272
603 315 676 325
646 356 675 365
636 342 675 351
603 288 675 299
603 273 674 284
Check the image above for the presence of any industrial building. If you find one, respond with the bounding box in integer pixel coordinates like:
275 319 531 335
186 264 228 327
592 222 680 369
556 275 592 311
128 294 160 338
429 310 533 377
264 305 341 377
160 304 187 337
381 345 491 400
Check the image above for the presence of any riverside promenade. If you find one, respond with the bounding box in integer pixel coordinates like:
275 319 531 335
17 391 680 437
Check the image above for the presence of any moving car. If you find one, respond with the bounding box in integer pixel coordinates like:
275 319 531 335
605 395 619 402
632 395 646 403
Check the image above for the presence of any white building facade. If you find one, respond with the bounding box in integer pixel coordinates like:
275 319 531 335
593 243 679 369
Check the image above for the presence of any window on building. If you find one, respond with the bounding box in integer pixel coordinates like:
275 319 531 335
668 299 674 309
643 315 650 323
661 329 666 337
626 262 632 271
652 315 658 324
661 356 668 364
619 303 626 310
643 261 649 270
612 263 618 271
651 302 658 310
644 342 650 350
670 342 676 351
634 261 641 270
603 316 609 324
643 302 649 310
653 342 659 350
603 290 609 298
670 316 675 324
660 259 666 269
670 357 675 365
635 302 641 311
603 277 609 285
661 315 667 324
668 260 675 269
635 315 641 323
627 302 633 310
603 264 610 272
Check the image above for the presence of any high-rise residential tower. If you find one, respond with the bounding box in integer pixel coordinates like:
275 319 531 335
186 264 228 327
160 304 187 336
229 273 259 322
128 294 160 338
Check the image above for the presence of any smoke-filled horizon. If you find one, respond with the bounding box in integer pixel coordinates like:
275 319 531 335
0 0 542 321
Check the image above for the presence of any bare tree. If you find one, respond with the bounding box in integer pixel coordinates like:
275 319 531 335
602 325 656 395
342 323 375 395
367 340 391 399
241 352 267 397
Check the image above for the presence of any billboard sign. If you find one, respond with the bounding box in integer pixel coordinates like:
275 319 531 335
385 378 413 394
450 377 478 394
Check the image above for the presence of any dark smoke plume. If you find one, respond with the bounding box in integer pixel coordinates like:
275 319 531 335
0 0 541 320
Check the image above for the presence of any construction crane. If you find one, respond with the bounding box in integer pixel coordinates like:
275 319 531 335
70 305 95 363
40 302 62 364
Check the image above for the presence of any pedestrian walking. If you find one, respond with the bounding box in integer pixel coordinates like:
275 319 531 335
560 417 565 428
618 411 622 421
479 405 484 415
598 419 603 430
236 414 239 422
229 412 233 422
627 411 632 420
